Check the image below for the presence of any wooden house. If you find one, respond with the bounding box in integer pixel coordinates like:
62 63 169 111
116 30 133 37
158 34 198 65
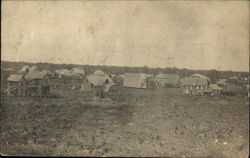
181 77 209 95
7 74 27 96
80 74 114 91
123 73 147 89
25 71 55 97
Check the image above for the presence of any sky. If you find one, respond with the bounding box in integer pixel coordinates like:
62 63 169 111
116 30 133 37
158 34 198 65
2 0 249 72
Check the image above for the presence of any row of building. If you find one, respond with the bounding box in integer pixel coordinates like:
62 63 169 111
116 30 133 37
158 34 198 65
6 65 249 98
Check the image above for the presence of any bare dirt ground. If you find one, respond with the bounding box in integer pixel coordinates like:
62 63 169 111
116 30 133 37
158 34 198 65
1 87 249 157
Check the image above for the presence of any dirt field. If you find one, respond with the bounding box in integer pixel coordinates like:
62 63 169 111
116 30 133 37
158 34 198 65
1 87 249 157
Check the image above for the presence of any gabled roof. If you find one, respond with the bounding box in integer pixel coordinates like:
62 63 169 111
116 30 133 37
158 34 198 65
7 74 24 82
181 77 208 86
209 84 222 90
87 74 111 86
25 71 48 81
94 70 105 76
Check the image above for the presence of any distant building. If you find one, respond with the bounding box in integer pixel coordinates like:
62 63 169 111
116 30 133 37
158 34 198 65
29 66 38 72
71 68 86 78
19 65 30 75
209 84 222 95
181 77 209 95
7 74 27 96
123 73 147 89
190 73 210 81
153 73 180 87
59 69 72 78
237 77 249 85
228 76 238 84
94 70 105 76
217 79 228 87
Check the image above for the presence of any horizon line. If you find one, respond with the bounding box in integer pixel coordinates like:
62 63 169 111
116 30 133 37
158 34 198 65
1 60 249 73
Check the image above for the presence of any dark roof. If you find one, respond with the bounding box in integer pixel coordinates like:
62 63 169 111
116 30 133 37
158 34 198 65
7 74 24 82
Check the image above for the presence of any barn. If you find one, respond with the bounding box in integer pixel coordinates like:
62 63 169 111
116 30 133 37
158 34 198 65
123 73 147 89
153 73 180 87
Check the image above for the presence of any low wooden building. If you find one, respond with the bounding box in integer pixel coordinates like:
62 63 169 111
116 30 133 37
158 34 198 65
123 73 147 89
153 73 180 87
7 74 27 96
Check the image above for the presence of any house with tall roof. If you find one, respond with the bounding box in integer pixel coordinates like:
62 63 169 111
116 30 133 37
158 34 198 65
80 72 115 99
25 71 55 97
181 76 209 95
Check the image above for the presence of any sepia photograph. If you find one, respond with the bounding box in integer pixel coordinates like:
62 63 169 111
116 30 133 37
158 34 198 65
1 0 249 157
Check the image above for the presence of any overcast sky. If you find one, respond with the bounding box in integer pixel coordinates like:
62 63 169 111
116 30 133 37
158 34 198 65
2 1 249 72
